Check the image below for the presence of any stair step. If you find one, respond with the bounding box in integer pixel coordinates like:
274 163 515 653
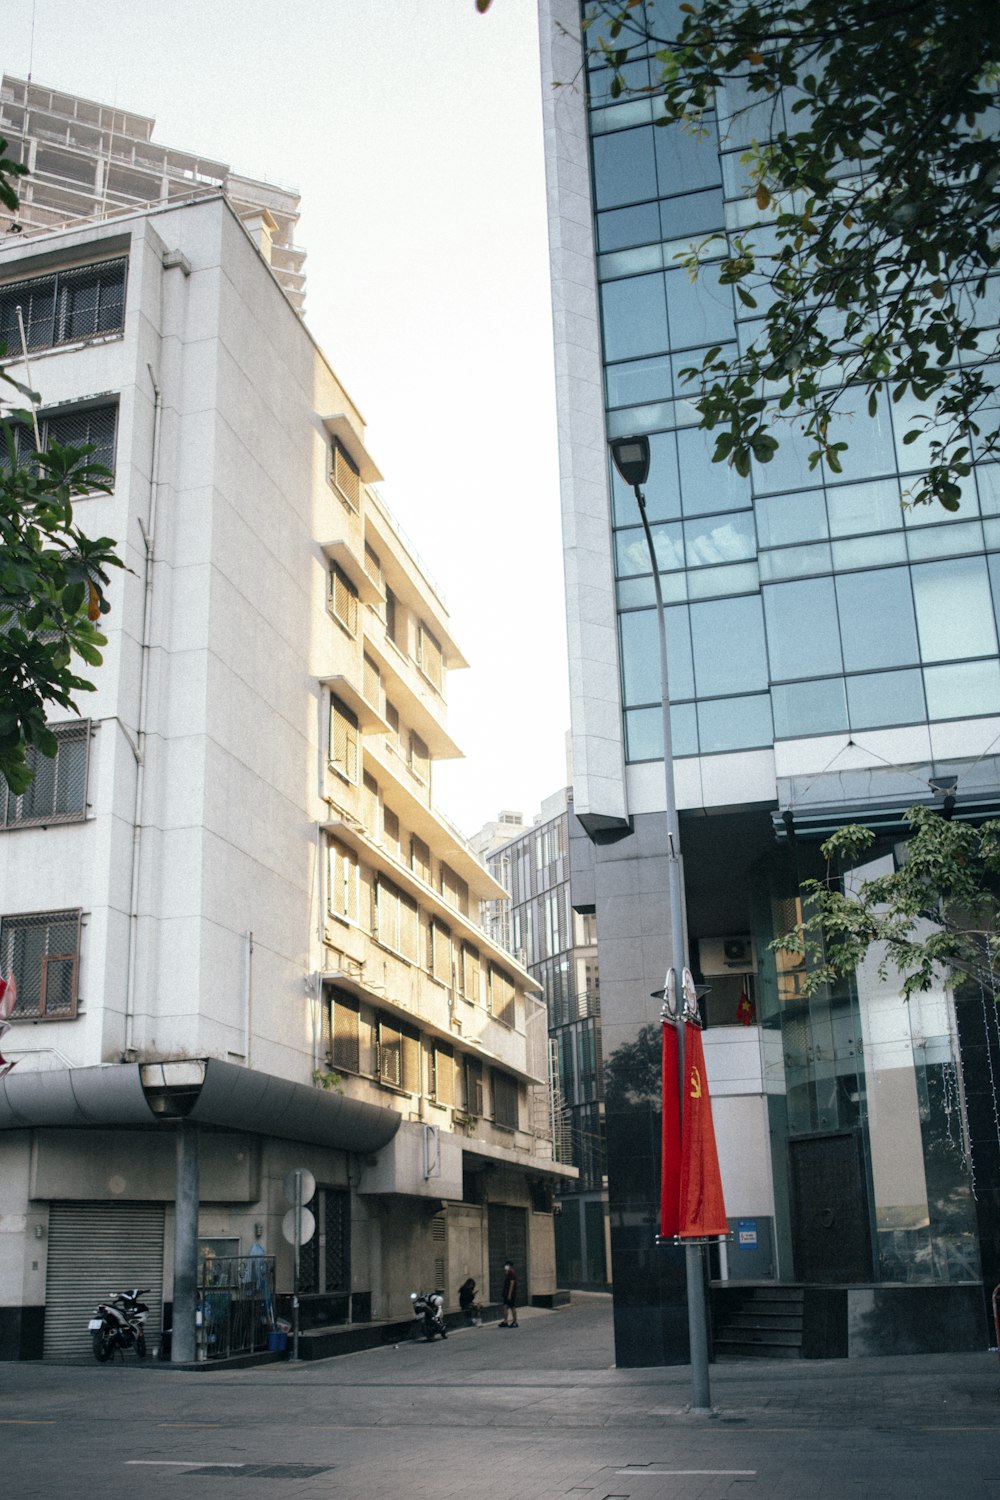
715 1328 802 1348
722 1314 803 1332
715 1341 802 1360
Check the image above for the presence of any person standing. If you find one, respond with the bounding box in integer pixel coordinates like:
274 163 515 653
498 1260 518 1328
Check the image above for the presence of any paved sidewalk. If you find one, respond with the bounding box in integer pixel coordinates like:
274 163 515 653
3 1292 999 1499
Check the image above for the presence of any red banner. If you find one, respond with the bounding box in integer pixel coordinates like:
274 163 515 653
659 1020 681 1239
678 1021 728 1238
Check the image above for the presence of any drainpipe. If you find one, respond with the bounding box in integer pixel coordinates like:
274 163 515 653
123 362 162 1059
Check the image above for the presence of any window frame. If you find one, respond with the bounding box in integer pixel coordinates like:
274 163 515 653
329 695 360 783
0 908 82 1021
0 720 90 829
330 439 361 511
0 257 128 354
327 837 360 925
328 563 359 636
492 1070 519 1131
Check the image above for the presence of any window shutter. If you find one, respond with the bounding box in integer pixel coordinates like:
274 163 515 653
330 698 360 781
329 565 359 634
331 441 361 509
331 990 360 1073
431 921 452 983
435 1045 455 1105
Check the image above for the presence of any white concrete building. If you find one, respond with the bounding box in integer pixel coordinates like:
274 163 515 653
0 176 568 1361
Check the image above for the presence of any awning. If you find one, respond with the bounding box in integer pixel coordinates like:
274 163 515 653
0 1058 401 1155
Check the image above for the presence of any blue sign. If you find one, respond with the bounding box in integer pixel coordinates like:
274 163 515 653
737 1218 758 1250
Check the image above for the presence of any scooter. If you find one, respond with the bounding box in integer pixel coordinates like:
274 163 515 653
410 1289 447 1341
88 1287 150 1362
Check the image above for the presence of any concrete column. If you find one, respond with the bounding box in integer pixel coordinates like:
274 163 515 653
171 1119 200 1363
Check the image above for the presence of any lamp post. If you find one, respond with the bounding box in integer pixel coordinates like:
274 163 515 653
609 433 713 1413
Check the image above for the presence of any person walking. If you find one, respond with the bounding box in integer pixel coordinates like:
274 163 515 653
498 1260 518 1328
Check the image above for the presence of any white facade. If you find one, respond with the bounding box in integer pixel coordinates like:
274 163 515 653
0 189 569 1360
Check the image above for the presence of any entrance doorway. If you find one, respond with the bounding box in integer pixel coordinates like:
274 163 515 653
788 1132 872 1282
487 1204 527 1304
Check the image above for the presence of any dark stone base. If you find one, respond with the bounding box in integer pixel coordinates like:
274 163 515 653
0 1305 44 1360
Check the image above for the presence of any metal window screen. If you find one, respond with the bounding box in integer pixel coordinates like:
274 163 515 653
6 403 118 480
0 909 81 1019
331 990 360 1073
493 1072 519 1130
1 721 89 828
0 258 126 353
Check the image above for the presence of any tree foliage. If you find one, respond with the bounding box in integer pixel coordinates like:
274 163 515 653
583 0 1000 511
0 136 123 793
772 805 1000 998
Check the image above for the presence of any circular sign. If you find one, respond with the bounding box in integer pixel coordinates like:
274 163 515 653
282 1206 316 1246
282 1168 316 1208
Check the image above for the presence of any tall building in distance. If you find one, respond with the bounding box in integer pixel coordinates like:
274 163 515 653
0 81 569 1361
480 791 610 1289
539 0 1000 1363
0 75 306 311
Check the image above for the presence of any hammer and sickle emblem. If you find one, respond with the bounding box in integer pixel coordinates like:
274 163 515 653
689 1066 703 1100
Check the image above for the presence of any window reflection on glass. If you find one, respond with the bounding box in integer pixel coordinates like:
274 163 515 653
756 488 828 548
592 125 657 209
606 355 673 409
751 420 818 495
912 556 998 662
653 114 721 193
614 521 684 577
619 605 694 704
976 462 1000 515
691 593 768 695
923 658 1000 719
906 520 983 561
659 188 726 239
697 693 773 752
664 265 735 349
598 201 662 252
625 701 698 761
684 511 756 566
846 669 926 729
764 576 843 680
600 273 669 361
903 474 979 524
610 430 682 526
826 479 902 537
836 567 919 672
687 561 760 597
677 423 751 515
772 677 849 738
759 542 833 581
831 534 908 571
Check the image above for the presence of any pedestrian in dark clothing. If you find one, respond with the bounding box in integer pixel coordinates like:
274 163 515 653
458 1277 481 1325
498 1260 518 1327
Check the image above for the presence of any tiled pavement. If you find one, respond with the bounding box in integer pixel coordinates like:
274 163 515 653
3 1293 999 1499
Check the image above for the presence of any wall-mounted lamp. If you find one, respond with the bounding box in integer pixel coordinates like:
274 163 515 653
34 1224 45 1240
254 1223 264 1241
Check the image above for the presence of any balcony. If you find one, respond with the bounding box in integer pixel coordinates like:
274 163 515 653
363 631 461 761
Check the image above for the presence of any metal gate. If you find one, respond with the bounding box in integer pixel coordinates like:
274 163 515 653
44 1202 165 1359
487 1204 527 1305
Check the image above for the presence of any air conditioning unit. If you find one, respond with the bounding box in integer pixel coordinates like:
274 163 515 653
697 935 756 976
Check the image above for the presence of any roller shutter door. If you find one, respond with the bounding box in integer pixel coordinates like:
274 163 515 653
44 1202 165 1359
487 1204 527 1305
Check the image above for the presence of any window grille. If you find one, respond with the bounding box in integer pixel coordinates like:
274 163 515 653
0 257 127 354
331 441 360 510
377 1016 418 1091
0 909 81 1019
488 966 516 1029
0 721 89 828
328 564 359 635
298 1186 350 1295
493 1071 519 1131
416 623 443 691
327 839 359 923
330 989 360 1074
4 403 118 481
329 697 359 782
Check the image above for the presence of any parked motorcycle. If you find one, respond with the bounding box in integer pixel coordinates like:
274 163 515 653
88 1287 150 1362
410 1289 447 1341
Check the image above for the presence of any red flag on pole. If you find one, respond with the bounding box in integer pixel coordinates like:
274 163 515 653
659 1020 681 1239
678 1021 728 1238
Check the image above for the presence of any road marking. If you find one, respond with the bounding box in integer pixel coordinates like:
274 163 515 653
128 1462 237 1468
0 1420 56 1426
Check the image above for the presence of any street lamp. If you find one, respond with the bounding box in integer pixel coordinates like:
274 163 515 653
609 433 713 1413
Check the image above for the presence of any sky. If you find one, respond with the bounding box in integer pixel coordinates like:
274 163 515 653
3 0 571 837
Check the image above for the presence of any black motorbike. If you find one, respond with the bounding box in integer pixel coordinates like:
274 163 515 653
88 1287 150 1362
410 1289 447 1341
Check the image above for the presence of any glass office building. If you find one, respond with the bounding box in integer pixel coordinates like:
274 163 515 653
539 0 1000 1363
